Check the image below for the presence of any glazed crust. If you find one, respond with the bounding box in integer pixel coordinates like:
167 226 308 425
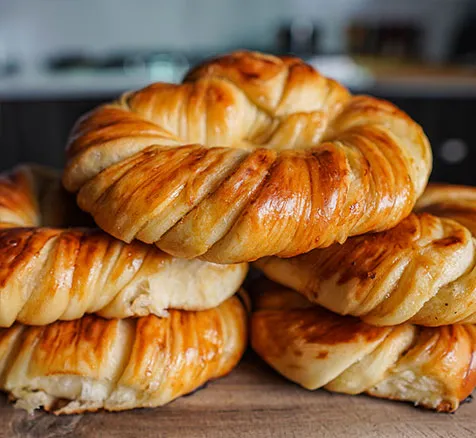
0 165 247 327
0 294 247 414
63 51 431 264
415 183 476 235
251 281 476 412
255 184 476 326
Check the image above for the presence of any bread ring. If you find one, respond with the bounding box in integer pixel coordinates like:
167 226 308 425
415 183 476 234
251 280 476 412
0 165 247 327
255 184 476 326
0 294 247 414
63 51 431 264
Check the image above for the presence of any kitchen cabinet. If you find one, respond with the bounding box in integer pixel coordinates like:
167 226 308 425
1 96 476 186
0 103 19 170
0 99 107 171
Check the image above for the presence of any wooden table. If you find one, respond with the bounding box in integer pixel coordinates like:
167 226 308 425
2 351 475 438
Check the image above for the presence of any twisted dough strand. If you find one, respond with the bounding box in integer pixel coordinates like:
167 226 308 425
0 295 247 414
64 51 431 263
256 209 476 326
256 184 476 326
251 282 476 412
0 166 247 327
415 183 476 234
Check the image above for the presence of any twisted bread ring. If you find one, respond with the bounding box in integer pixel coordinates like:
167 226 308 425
0 165 247 327
255 184 476 326
63 51 431 264
251 281 476 412
0 294 247 414
414 183 476 234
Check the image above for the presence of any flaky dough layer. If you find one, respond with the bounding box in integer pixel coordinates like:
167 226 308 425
0 165 247 326
255 184 476 326
251 281 476 412
63 51 431 263
0 294 247 414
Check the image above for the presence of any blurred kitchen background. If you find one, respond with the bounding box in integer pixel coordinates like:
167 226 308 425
1 0 476 183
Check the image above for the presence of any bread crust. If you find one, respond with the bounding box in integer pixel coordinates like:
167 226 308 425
63 51 431 264
251 280 476 412
0 165 247 326
0 294 247 414
255 184 476 326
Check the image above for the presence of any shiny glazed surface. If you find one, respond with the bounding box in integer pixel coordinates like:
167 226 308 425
255 184 476 326
63 51 432 264
0 165 247 326
0 294 247 414
251 280 476 412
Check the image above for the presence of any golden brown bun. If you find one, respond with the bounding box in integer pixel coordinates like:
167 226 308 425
251 280 476 412
0 294 247 414
415 183 476 235
255 184 476 326
0 165 247 327
63 50 431 264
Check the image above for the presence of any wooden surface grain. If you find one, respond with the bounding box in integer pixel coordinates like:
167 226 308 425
2 351 475 438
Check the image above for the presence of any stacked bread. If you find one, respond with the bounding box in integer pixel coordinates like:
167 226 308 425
1 50 473 414
0 165 248 414
253 184 476 412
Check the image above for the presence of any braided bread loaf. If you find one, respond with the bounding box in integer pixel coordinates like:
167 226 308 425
63 51 431 264
0 165 247 327
251 281 476 412
0 294 247 414
255 184 476 326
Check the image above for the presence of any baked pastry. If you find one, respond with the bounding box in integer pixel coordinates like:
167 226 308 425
63 50 431 264
255 184 476 326
0 294 247 414
0 165 247 326
251 280 476 412
415 183 476 234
